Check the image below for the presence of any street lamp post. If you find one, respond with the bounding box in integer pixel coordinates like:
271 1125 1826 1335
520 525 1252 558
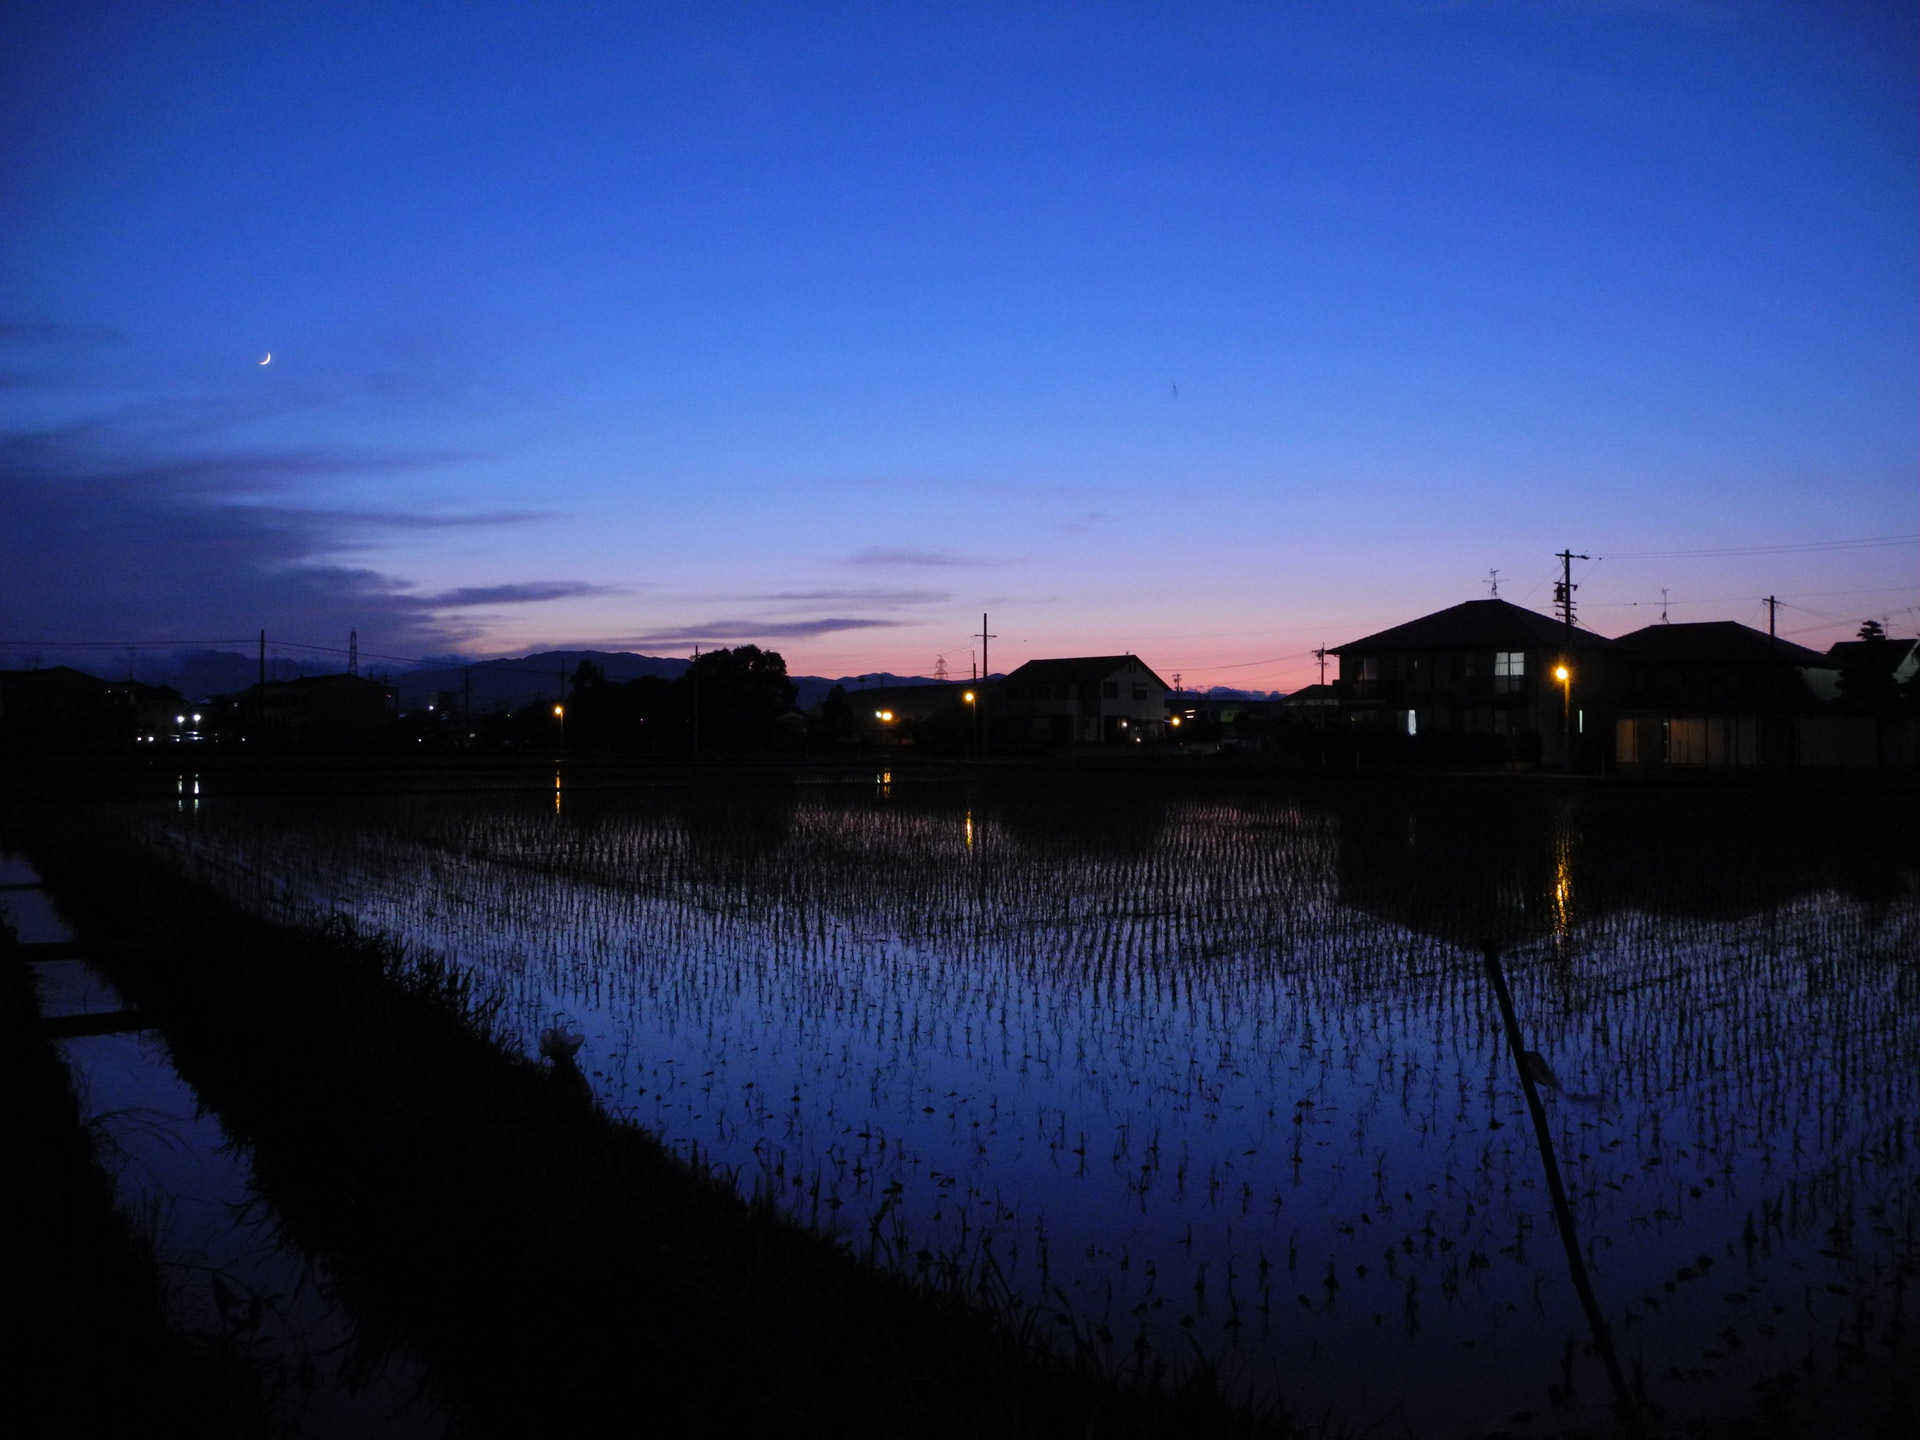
553 703 565 753
963 690 976 753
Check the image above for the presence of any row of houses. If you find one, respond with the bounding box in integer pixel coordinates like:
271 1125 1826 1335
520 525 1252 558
859 597 1912 773
1315 598 1915 772
0 668 397 753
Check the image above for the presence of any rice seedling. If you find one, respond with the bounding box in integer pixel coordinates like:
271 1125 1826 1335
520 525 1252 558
124 767 1920 1435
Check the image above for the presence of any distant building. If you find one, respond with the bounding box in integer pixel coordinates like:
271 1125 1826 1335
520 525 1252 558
245 673 398 749
1331 599 1615 763
0 667 183 752
840 681 975 744
996 656 1170 744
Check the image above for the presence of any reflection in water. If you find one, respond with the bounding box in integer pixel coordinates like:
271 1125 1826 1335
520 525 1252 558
146 777 1919 1436
1551 825 1574 943
3 856 444 1439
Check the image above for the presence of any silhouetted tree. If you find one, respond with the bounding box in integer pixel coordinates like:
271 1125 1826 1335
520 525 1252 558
1837 619 1900 712
680 645 796 751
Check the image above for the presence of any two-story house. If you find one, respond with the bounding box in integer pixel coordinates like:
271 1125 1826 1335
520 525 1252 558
1331 599 1616 761
996 655 1169 744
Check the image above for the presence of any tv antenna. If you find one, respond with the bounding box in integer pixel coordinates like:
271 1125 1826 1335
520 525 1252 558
1660 589 1670 625
1487 568 1501 597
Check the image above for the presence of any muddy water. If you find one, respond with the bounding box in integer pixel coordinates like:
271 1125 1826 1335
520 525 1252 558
117 775 1920 1435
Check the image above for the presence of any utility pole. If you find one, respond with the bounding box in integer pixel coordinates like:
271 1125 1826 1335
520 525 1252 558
974 613 995 756
258 630 266 688
1764 595 1779 655
348 629 359 677
1313 647 1328 686
462 666 471 725
1554 549 1589 768
690 646 701 757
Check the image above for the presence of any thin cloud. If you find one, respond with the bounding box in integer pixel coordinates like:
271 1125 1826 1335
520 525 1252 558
756 588 952 606
613 617 905 647
847 547 986 568
420 581 620 608
1061 511 1114 533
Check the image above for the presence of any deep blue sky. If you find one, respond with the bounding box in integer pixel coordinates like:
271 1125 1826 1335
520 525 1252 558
3 1 1913 687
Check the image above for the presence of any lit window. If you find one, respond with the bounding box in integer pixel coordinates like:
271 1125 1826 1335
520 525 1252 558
1494 651 1525 694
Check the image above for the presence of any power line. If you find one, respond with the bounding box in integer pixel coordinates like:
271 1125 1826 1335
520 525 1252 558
1600 535 1916 560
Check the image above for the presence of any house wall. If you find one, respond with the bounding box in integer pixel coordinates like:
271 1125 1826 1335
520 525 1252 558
998 660 1167 743
1616 714 1916 771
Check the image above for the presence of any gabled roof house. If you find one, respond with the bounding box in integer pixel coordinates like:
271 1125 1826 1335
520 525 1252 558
996 655 1169 745
1331 599 1613 758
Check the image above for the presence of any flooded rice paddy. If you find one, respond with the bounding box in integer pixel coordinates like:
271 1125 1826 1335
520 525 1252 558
140 771 1916 1435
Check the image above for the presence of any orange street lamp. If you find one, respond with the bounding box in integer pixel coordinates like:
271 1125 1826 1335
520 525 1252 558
553 703 565 752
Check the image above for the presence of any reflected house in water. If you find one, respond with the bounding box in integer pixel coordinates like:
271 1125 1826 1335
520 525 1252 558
1331 599 1616 764
996 655 1170 744
1331 781 1918 952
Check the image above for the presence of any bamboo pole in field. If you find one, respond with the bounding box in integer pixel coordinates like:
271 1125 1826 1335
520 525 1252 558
1481 941 1645 1440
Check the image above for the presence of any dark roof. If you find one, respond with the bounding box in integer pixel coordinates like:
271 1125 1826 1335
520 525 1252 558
1333 600 1614 654
1825 637 1918 668
0 665 111 689
1278 683 1339 705
1003 655 1171 689
1613 622 1828 668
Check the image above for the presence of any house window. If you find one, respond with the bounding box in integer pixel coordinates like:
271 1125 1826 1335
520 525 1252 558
1102 682 1119 699
1132 684 1148 700
1494 651 1525 694
1405 709 1418 735
1359 657 1379 682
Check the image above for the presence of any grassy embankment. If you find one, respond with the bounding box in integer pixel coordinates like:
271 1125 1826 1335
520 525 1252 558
3 924 267 1438
22 817 1289 1439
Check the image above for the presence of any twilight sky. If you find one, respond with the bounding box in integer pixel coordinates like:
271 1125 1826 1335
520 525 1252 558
2 1 1914 689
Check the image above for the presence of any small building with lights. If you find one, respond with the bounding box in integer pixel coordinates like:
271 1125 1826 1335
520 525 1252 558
995 655 1171 745
1610 621 1862 770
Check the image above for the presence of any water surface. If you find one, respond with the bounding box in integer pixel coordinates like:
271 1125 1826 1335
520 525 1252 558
135 772 1919 1436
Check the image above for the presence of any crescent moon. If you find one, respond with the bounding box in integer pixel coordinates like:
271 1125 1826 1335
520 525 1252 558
259 353 272 365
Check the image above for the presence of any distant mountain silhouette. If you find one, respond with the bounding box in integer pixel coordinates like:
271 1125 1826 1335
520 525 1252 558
48 647 967 715
393 651 690 711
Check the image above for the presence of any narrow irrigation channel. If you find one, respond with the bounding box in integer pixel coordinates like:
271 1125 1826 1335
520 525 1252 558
13 819 1285 1440
2 850 448 1439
